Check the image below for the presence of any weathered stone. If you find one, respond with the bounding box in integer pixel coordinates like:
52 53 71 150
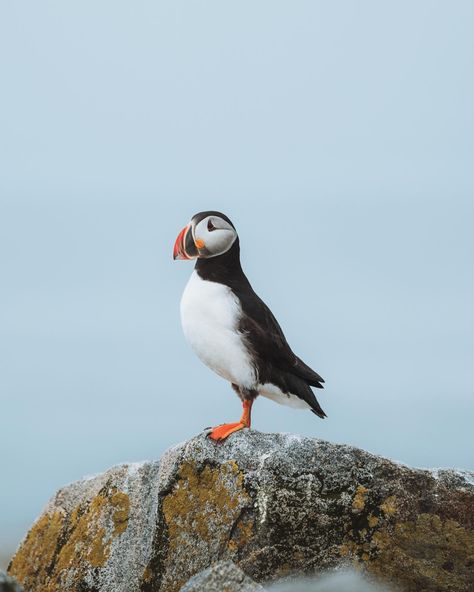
9 461 161 592
179 560 264 591
0 570 24 592
9 431 474 592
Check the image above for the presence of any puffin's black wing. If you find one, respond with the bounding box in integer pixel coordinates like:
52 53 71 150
234 285 326 418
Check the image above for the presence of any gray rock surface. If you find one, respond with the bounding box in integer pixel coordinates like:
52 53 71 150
9 430 474 592
0 571 24 592
179 560 264 591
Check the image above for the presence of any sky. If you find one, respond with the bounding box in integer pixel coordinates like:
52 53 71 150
1 1 473 556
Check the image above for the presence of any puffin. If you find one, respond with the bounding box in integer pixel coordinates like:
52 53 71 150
173 211 326 441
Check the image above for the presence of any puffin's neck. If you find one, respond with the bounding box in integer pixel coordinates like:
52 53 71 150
194 239 250 290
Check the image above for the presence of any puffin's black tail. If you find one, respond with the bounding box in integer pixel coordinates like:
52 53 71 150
310 405 327 419
285 373 327 419
293 355 325 389
308 393 327 419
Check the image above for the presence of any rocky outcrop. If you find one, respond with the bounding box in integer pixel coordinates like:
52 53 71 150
9 431 474 592
179 560 263 591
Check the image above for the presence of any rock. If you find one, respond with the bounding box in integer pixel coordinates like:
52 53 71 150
8 431 474 592
0 571 24 592
179 560 264 591
9 461 161 592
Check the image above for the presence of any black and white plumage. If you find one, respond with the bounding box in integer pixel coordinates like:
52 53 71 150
173 211 326 439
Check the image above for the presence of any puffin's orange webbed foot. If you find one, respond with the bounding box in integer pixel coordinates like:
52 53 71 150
208 422 247 441
208 399 253 442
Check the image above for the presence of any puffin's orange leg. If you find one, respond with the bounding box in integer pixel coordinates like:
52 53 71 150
209 400 253 441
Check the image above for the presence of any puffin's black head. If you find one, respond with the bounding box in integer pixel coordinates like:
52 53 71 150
173 211 238 261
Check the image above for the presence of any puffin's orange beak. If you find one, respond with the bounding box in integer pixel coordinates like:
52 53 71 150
173 225 190 260
173 224 201 260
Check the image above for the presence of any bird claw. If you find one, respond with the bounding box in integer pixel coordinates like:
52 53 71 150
208 422 246 441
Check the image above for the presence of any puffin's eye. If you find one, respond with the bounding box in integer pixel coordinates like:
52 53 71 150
207 219 216 232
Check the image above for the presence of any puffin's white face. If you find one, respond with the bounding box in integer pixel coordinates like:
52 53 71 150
173 212 237 260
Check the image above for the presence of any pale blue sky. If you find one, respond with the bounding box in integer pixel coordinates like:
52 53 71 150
1 1 473 553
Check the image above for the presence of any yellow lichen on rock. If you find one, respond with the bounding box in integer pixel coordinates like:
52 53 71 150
8 511 65 587
162 461 247 544
161 460 250 592
380 495 397 516
367 514 379 528
111 491 130 535
340 498 474 591
352 485 368 512
339 542 352 557
369 513 474 591
53 488 129 572
235 518 254 547
142 565 154 583
9 487 130 592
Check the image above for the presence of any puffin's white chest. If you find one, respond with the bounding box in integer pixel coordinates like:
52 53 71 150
180 271 256 388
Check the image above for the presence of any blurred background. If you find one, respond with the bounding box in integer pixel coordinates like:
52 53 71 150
1 0 473 566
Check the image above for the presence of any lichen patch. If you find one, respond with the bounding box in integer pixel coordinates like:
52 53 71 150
370 514 474 591
380 495 397 516
160 460 250 592
8 511 65 588
352 485 368 512
9 487 130 592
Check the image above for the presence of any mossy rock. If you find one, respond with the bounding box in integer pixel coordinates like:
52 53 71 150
9 432 474 592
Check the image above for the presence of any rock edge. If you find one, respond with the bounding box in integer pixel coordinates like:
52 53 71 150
9 431 474 592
